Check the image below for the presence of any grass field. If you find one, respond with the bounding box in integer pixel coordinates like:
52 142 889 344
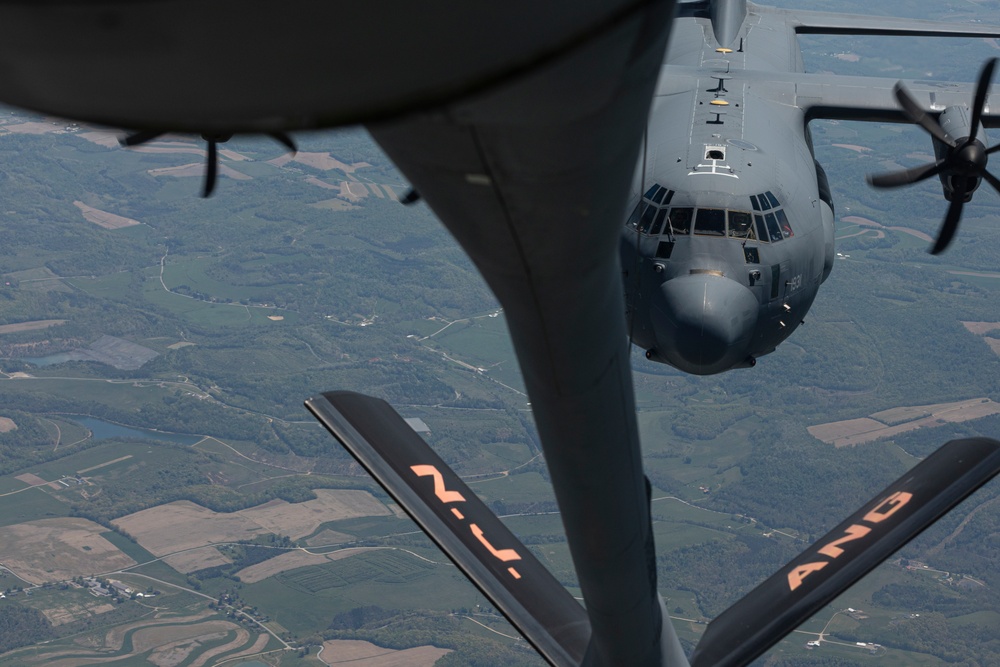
322 515 416 540
0 488 70 527
26 441 145 480
0 378 173 411
241 552 482 636
421 313 525 392
162 256 268 302
469 472 556 505
67 271 135 300
44 416 90 449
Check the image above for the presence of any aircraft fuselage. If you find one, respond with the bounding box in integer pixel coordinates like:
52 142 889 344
622 5 835 374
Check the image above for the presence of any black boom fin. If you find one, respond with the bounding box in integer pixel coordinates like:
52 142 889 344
690 437 1000 667
305 391 590 667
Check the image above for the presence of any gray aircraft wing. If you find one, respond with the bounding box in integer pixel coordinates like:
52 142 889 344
656 67 1000 125
778 7 1000 37
787 74 1000 125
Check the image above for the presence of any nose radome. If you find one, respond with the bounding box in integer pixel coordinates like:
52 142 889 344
653 273 759 374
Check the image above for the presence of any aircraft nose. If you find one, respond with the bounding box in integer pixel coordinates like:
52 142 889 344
651 273 759 374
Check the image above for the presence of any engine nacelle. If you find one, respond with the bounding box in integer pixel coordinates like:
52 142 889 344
935 105 986 202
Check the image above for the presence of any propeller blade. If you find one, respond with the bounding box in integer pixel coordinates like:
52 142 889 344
867 159 946 188
977 166 1000 196
893 83 955 147
967 58 997 146
930 189 966 254
985 142 1000 156
268 132 298 154
400 188 422 205
689 437 1000 667
120 130 163 147
203 140 218 198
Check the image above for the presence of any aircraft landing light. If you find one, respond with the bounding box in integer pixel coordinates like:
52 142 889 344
710 99 730 106
716 47 733 53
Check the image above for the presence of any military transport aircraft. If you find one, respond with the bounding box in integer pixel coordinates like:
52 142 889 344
621 4 1000 375
0 1 998 666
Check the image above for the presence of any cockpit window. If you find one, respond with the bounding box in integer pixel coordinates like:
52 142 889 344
764 212 783 242
746 193 792 241
627 186 676 232
728 211 754 239
775 209 793 238
650 209 668 235
638 204 657 233
694 208 726 236
628 198 788 241
626 202 643 228
754 215 768 242
669 207 693 235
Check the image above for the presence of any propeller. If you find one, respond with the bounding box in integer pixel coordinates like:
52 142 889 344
399 187 422 205
867 58 1000 254
120 131 297 197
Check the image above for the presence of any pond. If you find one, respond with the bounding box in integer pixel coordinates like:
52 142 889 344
23 352 84 366
58 415 203 446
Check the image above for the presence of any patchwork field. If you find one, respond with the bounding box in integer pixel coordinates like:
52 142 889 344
319 639 450 666
162 547 232 575
305 528 354 546
40 599 116 627
269 151 371 172
236 550 330 584
962 320 1000 357
0 517 136 584
114 489 392 556
0 319 67 334
236 546 384 584
11 609 269 667
961 321 1000 335
808 398 1000 447
196 633 270 666
147 162 252 181
3 267 74 293
241 489 392 539
114 501 272 555
72 201 141 229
